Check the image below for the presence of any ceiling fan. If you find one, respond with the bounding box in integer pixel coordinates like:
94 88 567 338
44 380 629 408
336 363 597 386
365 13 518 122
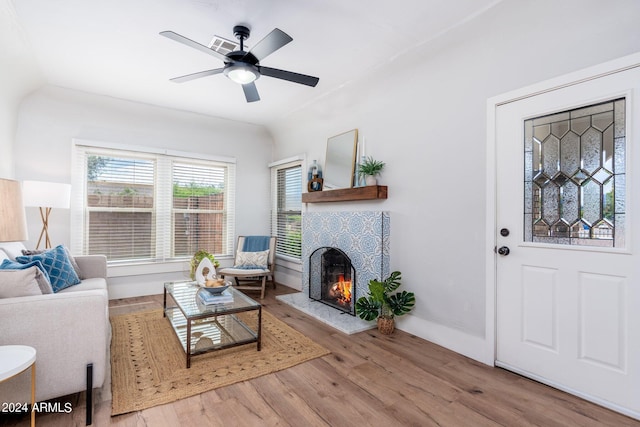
160 25 319 103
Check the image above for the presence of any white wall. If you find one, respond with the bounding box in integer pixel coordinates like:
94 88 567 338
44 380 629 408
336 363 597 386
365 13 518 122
0 0 43 177
269 0 640 362
13 85 274 298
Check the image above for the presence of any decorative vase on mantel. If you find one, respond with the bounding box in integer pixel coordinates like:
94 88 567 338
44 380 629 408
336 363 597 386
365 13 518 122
365 175 377 186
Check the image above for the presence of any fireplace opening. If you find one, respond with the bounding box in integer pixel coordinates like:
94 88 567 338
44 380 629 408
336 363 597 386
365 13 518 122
309 247 356 315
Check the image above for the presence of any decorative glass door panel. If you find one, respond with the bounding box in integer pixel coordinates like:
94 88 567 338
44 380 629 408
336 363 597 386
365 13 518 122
524 99 625 247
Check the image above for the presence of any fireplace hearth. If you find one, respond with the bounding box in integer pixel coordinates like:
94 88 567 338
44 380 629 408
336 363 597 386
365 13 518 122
309 247 356 315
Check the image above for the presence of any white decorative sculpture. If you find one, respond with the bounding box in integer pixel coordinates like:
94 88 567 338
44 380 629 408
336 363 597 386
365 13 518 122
195 257 216 285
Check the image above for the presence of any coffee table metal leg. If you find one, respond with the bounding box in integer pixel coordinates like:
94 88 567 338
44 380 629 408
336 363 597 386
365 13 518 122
163 288 167 317
186 320 191 368
257 306 262 351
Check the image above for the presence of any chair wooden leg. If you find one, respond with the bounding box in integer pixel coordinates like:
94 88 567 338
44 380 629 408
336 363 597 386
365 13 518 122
260 276 266 299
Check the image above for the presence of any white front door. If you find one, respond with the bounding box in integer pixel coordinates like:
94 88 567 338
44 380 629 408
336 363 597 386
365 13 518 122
495 64 640 418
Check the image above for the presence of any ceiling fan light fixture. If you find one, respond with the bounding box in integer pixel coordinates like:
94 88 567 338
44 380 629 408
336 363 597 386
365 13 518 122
162 25 319 102
224 63 259 84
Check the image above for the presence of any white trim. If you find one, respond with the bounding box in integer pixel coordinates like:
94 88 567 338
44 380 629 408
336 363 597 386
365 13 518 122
485 52 640 368
275 255 302 272
72 138 237 164
399 315 493 365
485 94 498 366
270 157 304 262
491 52 640 107
72 143 237 265
268 155 304 168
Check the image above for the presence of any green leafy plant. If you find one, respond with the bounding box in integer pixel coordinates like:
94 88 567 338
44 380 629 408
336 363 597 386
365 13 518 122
190 250 220 280
358 156 385 178
355 271 415 321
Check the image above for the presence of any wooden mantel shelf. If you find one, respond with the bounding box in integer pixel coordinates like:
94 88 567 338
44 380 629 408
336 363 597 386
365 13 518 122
301 185 388 203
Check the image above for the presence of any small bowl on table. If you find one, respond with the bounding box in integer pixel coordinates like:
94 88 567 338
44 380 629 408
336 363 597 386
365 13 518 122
200 278 230 294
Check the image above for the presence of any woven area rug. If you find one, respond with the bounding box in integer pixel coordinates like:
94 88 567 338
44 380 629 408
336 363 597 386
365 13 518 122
110 309 330 415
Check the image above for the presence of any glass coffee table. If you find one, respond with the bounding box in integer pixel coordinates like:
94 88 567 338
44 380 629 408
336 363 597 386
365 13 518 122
163 280 262 368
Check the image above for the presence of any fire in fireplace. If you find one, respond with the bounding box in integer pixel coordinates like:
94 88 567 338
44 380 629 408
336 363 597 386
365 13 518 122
309 247 356 315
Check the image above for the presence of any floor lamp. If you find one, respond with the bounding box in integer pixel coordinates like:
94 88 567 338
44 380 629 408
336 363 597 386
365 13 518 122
22 180 71 250
0 178 29 243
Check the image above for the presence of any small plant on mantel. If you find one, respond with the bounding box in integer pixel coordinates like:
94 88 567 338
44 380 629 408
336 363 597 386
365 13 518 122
358 156 385 186
355 271 415 335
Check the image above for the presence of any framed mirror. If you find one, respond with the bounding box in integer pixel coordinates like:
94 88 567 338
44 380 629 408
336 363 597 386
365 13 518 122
323 129 358 189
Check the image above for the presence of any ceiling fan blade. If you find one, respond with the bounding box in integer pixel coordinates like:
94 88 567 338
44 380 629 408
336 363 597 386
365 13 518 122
242 82 260 103
247 28 292 61
259 66 319 87
160 31 228 62
170 68 224 83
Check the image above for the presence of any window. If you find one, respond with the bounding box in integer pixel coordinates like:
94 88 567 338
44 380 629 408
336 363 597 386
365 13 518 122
524 98 625 247
172 162 229 258
84 153 155 261
73 143 235 263
271 159 302 261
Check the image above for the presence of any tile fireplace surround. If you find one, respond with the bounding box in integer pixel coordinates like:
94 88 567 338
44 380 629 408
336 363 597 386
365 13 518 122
277 211 390 334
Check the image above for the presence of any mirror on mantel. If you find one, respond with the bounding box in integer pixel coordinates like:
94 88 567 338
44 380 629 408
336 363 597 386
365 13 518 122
323 129 358 189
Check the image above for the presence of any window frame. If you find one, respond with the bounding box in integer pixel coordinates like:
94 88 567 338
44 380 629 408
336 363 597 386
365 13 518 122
270 156 304 264
71 139 236 267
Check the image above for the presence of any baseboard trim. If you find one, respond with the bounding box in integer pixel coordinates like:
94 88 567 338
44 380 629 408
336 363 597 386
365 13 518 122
397 315 493 366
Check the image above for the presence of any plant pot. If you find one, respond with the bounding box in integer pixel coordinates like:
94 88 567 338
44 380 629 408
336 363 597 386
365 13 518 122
377 316 395 335
365 175 377 186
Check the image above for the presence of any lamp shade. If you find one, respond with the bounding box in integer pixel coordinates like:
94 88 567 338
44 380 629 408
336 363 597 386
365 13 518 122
0 178 28 242
22 180 71 209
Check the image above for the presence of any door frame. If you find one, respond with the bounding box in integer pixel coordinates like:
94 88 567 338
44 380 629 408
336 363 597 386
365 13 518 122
484 52 640 366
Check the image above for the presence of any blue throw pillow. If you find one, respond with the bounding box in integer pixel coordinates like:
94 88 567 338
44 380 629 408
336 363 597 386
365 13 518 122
16 245 81 292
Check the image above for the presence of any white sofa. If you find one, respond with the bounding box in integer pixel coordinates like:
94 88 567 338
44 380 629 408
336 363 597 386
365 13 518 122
0 242 109 425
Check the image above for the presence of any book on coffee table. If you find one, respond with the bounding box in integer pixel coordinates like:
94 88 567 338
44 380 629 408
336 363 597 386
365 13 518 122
198 289 234 305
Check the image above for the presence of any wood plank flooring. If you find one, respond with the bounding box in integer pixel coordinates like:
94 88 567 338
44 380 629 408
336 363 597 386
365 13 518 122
2 284 639 426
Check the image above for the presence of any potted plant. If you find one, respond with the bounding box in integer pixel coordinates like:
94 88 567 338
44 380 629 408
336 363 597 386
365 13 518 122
358 156 385 186
355 271 415 335
190 250 220 281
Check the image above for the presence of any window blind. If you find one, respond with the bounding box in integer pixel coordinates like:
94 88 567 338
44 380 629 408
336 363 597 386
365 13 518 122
85 153 155 261
271 161 302 260
73 144 236 264
172 161 229 258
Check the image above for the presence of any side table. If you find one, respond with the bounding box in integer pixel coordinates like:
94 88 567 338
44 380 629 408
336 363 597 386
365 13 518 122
0 345 36 427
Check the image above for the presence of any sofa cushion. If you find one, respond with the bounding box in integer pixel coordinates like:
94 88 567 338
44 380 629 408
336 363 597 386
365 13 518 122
0 259 53 294
16 245 81 292
58 277 107 293
0 267 43 298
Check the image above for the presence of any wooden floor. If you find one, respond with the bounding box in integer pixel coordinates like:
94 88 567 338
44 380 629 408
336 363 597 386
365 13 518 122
3 284 639 426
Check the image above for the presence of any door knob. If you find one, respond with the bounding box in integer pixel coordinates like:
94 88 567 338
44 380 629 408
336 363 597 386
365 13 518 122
497 246 510 256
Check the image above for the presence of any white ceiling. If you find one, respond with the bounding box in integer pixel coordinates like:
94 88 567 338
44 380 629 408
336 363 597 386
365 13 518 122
12 0 501 126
